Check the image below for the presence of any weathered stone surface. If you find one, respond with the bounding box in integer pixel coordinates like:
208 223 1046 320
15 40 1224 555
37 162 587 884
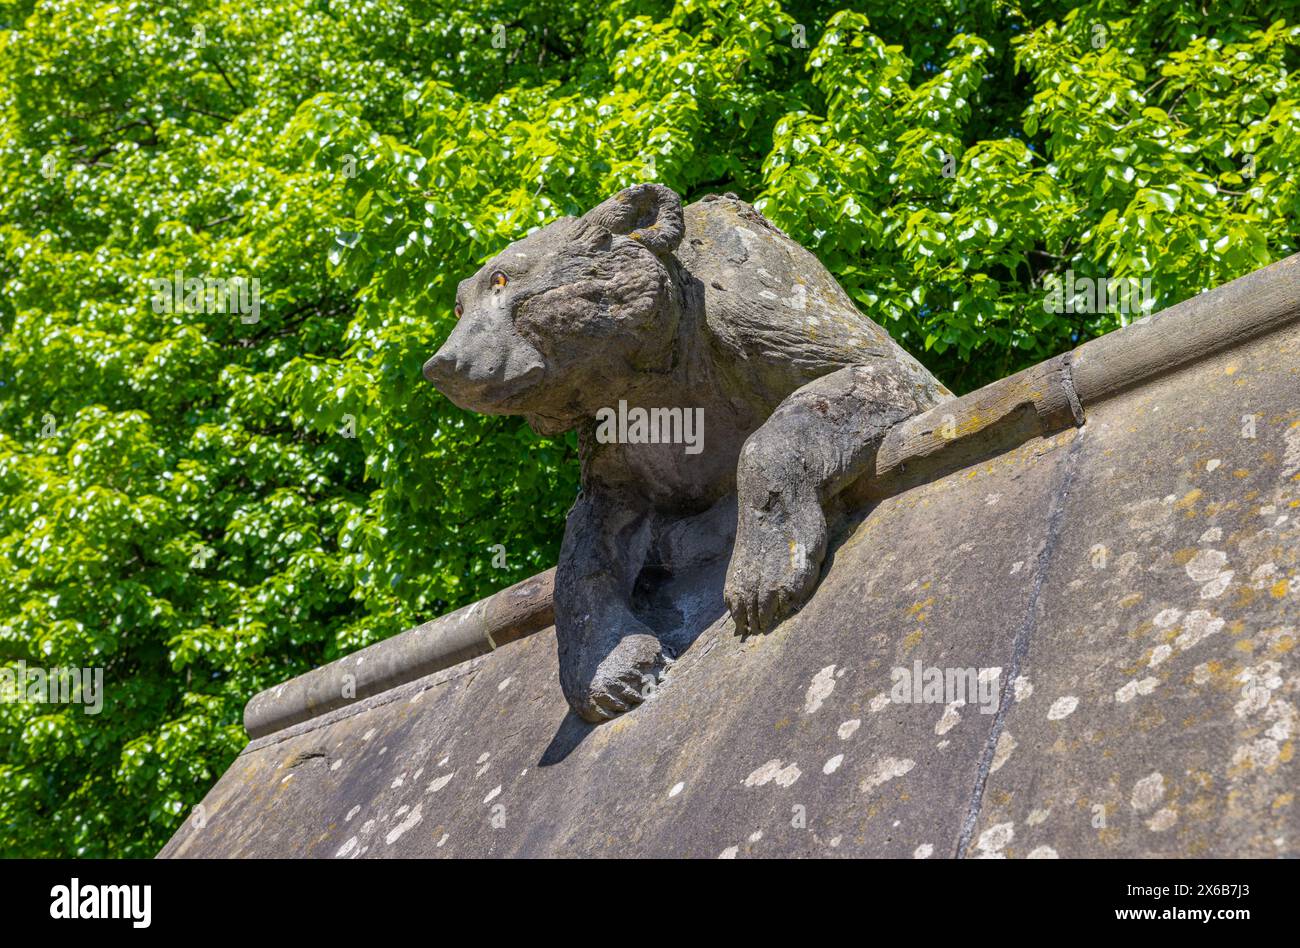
163 427 1077 858
160 257 1300 859
967 325 1300 858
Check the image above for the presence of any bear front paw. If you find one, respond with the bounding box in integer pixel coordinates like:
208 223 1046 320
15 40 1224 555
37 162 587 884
724 462 827 636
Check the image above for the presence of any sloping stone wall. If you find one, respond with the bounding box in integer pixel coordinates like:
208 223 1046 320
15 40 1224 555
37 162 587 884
160 318 1300 858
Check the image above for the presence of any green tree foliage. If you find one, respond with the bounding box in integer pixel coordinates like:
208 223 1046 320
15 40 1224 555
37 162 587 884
0 0 1296 855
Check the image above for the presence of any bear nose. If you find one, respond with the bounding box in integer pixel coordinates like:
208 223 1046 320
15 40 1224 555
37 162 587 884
423 351 460 386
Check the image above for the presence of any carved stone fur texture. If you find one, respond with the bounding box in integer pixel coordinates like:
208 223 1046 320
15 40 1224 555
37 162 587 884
425 184 952 722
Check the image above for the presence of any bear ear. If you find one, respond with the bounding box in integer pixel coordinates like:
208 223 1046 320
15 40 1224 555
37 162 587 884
581 183 684 256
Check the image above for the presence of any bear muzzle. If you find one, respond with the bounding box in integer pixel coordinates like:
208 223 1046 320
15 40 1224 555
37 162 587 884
423 342 546 413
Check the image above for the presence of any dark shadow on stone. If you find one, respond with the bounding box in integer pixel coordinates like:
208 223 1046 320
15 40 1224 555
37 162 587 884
633 551 730 656
538 710 595 766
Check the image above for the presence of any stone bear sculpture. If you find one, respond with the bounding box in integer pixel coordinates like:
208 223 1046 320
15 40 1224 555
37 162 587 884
424 184 952 722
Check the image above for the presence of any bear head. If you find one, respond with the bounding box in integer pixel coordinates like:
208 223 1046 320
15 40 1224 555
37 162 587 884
423 183 686 435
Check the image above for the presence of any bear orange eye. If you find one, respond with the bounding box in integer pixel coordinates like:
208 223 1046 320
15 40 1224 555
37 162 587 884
454 302 463 319
491 271 508 289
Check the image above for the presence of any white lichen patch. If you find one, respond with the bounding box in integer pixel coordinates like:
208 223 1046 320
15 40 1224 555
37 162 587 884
990 731 1017 773
1185 549 1228 582
935 700 964 735
345 805 361 822
869 691 892 713
497 677 513 692
1026 808 1051 826
1283 425 1300 479
1116 677 1159 703
838 719 861 739
1200 571 1234 599
804 664 838 714
974 822 1014 858
1146 808 1178 832
1027 845 1059 859
427 772 455 793
744 759 802 788
1153 607 1183 629
718 846 739 859
335 836 358 858
483 785 502 804
1013 676 1033 702
1047 696 1079 720
860 756 915 792
1175 610 1224 651
669 782 685 798
1235 661 1283 718
384 803 422 845
1232 738 1281 769
1130 772 1165 812
1250 563 1280 588
913 843 934 859
823 754 844 775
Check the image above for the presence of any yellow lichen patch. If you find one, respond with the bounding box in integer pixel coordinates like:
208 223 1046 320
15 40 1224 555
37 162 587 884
1176 489 1203 509
1233 469 1250 479
1226 756 1254 780
1233 638 1255 654
907 597 934 618
607 715 637 737
1225 365 1238 375
1118 593 1143 609
1173 548 1199 566
902 629 924 653
1272 579 1289 599
774 716 790 731
1274 793 1295 810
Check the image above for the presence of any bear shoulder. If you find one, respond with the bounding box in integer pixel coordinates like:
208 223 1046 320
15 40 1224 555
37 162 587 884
675 194 939 403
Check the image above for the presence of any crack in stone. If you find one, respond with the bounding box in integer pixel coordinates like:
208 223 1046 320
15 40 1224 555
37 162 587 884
954 427 1086 858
